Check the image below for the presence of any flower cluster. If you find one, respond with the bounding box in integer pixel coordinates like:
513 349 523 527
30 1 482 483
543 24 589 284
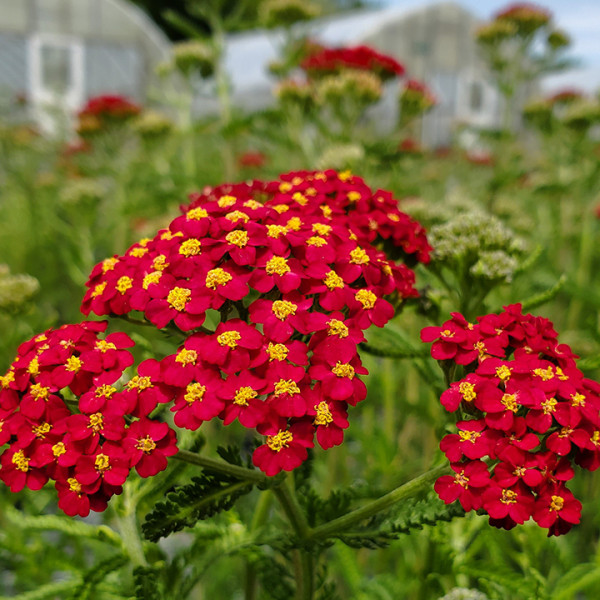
0 321 177 517
495 3 551 34
79 169 429 478
422 304 600 536
77 95 141 135
399 79 437 123
300 45 405 81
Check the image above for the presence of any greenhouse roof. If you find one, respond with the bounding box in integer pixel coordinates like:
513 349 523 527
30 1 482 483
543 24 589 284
224 1 454 94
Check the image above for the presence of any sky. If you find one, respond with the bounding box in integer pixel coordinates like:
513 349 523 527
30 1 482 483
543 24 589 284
372 0 600 92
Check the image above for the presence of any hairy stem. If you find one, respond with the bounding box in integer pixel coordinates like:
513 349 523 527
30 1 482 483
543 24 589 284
308 465 449 540
173 449 270 484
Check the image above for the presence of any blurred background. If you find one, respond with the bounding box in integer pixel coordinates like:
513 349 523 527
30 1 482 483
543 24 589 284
1 1 600 598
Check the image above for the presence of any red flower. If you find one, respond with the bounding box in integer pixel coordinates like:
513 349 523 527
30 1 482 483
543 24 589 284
252 420 315 476
123 420 178 477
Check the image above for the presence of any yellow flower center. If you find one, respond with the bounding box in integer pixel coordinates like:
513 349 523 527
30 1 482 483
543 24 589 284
95 453 110 472
321 205 332 218
501 393 518 412
266 256 290 276
92 282 107 298
52 442 66 457
88 413 104 432
126 376 153 391
205 268 232 289
218 195 236 208
187 207 208 220
143 271 162 290
136 436 157 453
267 225 288 238
500 489 518 504
550 495 564 511
160 230 183 241
243 199 262 210
116 276 133 295
314 401 333 426
28 357 40 376
217 330 241 348
332 362 355 379
279 182 293 193
558 427 573 438
168 287 191 311
274 379 300 396
306 236 327 247
349 247 369 265
65 355 82 373
458 430 481 443
571 392 586 407
591 431 600 446
266 430 294 452
30 383 50 401
234 386 258 406
459 382 476 402
496 365 512 381
12 450 30 472
286 217 302 231
95 384 117 398
225 211 250 223
455 471 469 488
179 238 202 257
355 289 377 309
185 383 206 404
327 319 349 338
555 367 569 381
0 370 15 388
153 255 169 271
33 422 52 438
129 247 148 258
95 340 116 353
225 230 249 248
347 191 361 203
272 300 297 320
387 212 400 222
102 257 119 273
312 223 332 236
68 478 82 494
292 192 308 205
324 270 344 290
267 342 289 361
176 348 198 365
533 367 554 381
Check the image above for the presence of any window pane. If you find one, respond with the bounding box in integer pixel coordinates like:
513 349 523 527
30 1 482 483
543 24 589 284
41 44 71 93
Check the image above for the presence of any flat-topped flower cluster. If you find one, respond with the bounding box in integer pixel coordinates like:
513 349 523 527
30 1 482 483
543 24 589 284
423 304 600 536
0 169 430 515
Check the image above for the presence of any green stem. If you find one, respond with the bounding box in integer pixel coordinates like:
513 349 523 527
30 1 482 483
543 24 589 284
308 465 449 540
245 491 274 600
116 484 147 567
173 449 270 484
273 476 310 539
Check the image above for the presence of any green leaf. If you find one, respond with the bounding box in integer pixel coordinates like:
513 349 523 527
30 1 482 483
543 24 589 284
142 471 254 542
69 555 129 600
462 565 539 597
133 566 162 600
0 579 82 600
362 326 430 359
519 274 567 313
5 507 121 547
553 563 600 599
336 493 465 549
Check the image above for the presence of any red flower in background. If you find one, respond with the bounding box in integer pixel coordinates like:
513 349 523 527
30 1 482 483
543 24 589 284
425 304 599 536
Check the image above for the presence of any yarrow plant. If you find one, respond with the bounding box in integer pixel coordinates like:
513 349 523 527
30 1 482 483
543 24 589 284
76 95 141 135
0 169 430 515
423 304 600 536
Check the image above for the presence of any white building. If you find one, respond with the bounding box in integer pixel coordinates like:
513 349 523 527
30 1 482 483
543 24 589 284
0 0 170 127
221 1 533 146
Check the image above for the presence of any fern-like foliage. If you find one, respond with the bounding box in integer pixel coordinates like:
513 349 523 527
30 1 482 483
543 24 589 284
68 555 128 600
336 493 466 549
142 470 254 542
133 566 163 600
